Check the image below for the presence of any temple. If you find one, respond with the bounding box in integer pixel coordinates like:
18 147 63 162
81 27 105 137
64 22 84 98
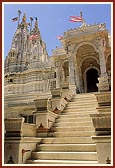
4 12 112 165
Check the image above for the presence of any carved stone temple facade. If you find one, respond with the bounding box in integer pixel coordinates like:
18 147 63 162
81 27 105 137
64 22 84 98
4 13 112 165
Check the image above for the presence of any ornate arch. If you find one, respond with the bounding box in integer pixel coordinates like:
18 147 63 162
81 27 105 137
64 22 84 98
83 66 100 77
60 59 69 69
83 66 100 93
79 56 99 67
72 41 99 54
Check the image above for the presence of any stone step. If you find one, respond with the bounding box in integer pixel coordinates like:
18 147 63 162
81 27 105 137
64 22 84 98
70 97 96 100
72 96 96 99
53 121 93 127
65 105 97 108
51 126 95 132
66 102 98 107
65 105 97 109
67 101 97 104
56 117 92 122
62 111 97 115
71 100 97 103
60 113 93 118
25 93 98 164
72 97 97 100
26 159 98 164
65 106 97 110
71 99 97 102
48 131 94 137
63 109 97 113
37 144 96 152
31 151 97 161
41 137 94 144
73 93 97 98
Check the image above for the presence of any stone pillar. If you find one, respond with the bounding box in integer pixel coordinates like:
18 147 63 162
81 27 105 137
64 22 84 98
50 88 67 114
97 37 107 76
68 54 76 93
95 91 111 114
92 136 111 164
97 38 109 91
56 68 60 88
75 63 80 93
34 98 48 128
90 113 111 164
33 98 58 137
4 118 39 164
4 137 41 164
99 49 107 77
75 63 83 93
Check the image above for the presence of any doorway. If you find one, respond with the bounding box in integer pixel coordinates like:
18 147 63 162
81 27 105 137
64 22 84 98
86 69 98 92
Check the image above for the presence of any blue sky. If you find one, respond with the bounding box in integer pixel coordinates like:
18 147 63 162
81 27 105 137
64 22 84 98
3 2 112 57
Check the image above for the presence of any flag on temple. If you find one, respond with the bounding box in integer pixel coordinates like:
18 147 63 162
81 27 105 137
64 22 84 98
29 34 38 40
57 36 63 40
33 34 38 39
29 35 33 40
12 17 18 22
69 16 82 22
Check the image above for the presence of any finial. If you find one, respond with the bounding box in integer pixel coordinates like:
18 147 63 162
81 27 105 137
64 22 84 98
22 13 26 23
30 17 33 21
34 17 38 30
30 17 34 32
18 10 21 15
80 11 82 18
33 16 38 20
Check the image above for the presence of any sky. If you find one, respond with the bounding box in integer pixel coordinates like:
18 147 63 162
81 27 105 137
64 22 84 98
3 2 112 57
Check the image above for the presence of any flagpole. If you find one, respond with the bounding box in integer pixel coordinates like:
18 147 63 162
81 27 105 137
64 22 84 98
18 10 21 26
30 17 33 33
80 11 83 23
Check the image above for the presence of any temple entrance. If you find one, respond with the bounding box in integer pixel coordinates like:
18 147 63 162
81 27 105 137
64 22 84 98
86 69 98 92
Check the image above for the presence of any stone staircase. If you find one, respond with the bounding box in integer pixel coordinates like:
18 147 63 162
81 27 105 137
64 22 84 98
26 93 98 165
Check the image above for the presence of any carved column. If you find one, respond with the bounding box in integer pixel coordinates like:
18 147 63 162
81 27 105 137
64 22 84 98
98 39 107 77
75 63 83 93
75 63 80 92
67 44 76 93
68 56 76 93
97 38 109 91
55 67 60 88
90 113 111 164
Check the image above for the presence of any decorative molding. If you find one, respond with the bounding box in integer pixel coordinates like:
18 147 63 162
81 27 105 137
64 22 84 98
90 113 111 136
95 92 111 106
5 118 36 137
